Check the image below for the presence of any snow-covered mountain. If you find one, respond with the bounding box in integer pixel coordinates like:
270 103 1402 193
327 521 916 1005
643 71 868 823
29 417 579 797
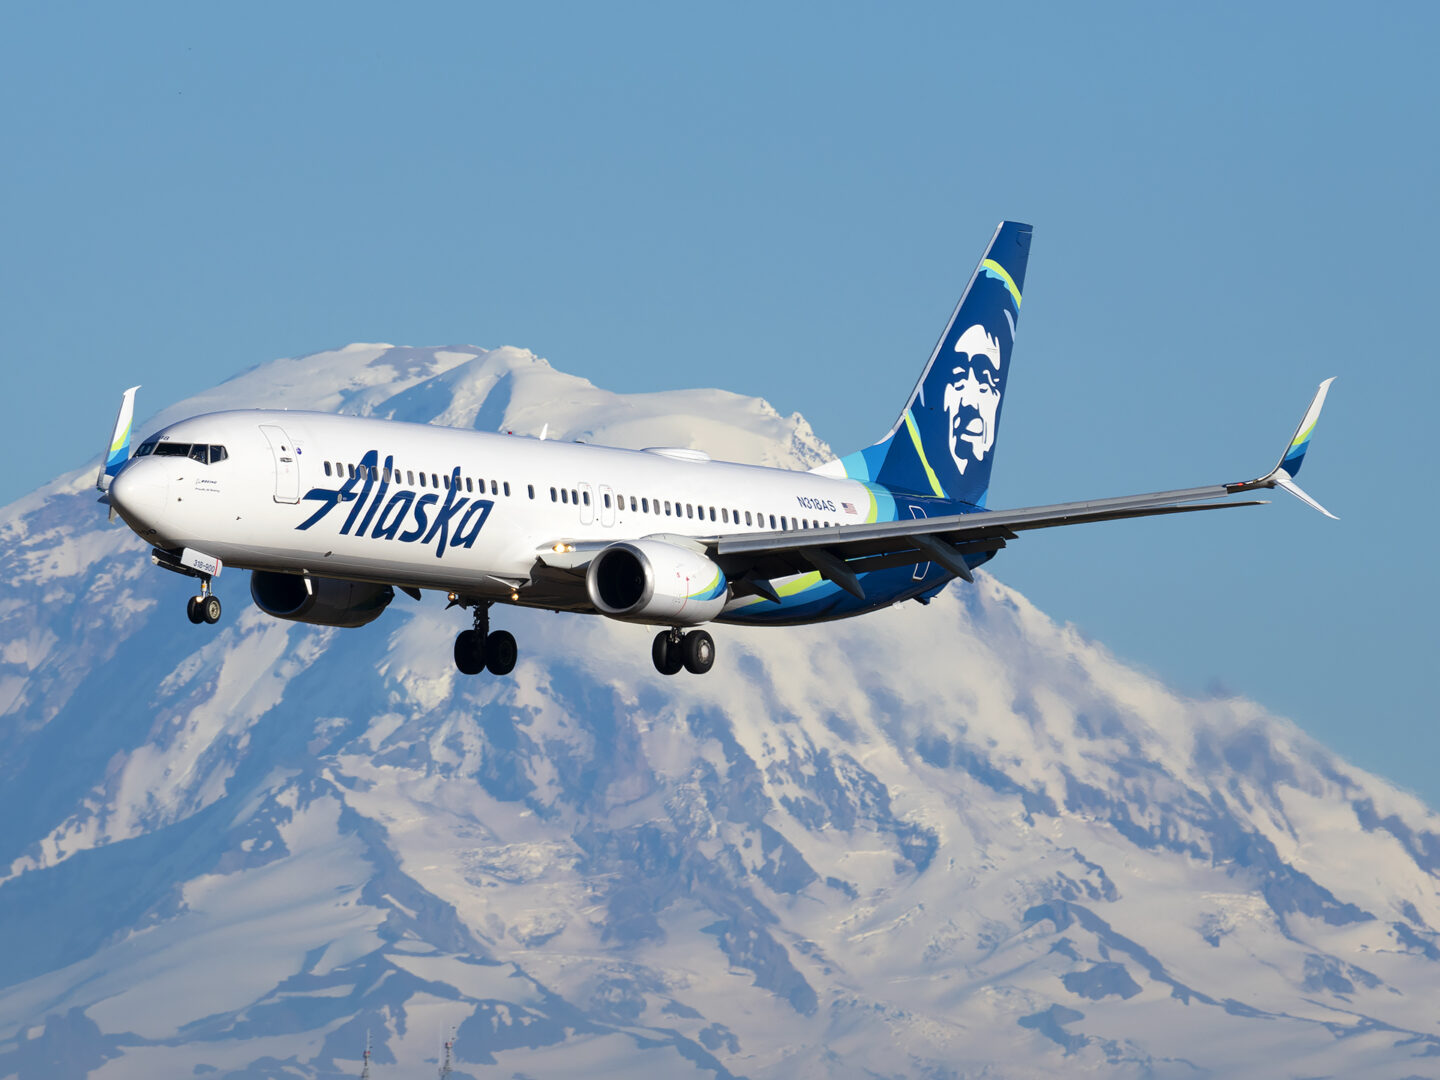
1 345 1438 1080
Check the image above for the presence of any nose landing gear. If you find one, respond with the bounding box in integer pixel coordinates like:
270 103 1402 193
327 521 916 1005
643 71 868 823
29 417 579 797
453 602 519 676
652 628 715 675
151 547 223 626
186 592 222 625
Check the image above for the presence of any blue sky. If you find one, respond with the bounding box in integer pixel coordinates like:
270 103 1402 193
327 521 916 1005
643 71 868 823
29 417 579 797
2 4 1435 799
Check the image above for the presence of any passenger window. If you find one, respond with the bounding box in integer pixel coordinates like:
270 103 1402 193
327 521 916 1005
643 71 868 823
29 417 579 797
550 487 557 501
641 497 649 513
492 480 499 495
745 511 752 526
347 464 356 479
528 484 535 499
503 482 510 496
603 493 611 508
630 496 637 511
561 489 569 504
709 507 716 522
664 501 671 516
465 477 473 492
324 461 332 477
582 490 590 506
721 508 729 523
770 514 777 529
571 489 578 504
685 504 693 519
432 473 439 488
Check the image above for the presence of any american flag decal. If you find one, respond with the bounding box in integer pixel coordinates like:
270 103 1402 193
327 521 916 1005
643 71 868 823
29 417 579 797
842 502 857 515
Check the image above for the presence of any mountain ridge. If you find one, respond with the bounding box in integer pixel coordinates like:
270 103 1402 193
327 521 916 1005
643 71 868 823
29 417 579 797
0 344 1436 1079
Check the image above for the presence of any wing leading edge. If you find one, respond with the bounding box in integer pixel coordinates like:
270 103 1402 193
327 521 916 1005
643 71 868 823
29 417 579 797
714 380 1336 600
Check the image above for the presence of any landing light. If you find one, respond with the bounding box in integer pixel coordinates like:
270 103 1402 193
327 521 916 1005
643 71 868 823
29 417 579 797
552 542 575 553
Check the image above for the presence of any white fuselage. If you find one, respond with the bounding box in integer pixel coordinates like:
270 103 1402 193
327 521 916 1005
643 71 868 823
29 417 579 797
109 409 906 618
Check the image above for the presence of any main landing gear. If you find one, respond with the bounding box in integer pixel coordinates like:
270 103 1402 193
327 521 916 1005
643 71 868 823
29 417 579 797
453 602 518 677
652 628 715 676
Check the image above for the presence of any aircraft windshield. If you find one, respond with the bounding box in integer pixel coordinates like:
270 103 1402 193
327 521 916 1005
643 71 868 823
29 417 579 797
135 441 228 464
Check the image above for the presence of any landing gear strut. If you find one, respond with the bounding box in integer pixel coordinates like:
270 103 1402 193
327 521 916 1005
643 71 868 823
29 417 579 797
453 602 518 677
652 628 715 676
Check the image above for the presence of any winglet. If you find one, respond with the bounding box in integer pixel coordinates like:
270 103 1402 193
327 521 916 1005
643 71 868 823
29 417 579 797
1274 377 1334 480
1227 379 1336 519
96 386 141 492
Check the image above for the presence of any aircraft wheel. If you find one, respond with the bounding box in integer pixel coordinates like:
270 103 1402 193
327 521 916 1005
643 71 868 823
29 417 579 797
186 596 204 624
652 631 683 675
454 629 486 675
201 595 222 624
681 629 715 675
485 630 518 676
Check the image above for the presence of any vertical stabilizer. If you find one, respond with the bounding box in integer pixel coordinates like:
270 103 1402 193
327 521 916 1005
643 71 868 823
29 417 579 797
817 222 1031 508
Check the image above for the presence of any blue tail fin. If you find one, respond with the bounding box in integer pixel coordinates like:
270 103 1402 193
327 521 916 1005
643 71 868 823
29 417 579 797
820 221 1032 507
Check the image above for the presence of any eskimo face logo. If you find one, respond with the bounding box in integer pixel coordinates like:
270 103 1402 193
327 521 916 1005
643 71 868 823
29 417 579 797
942 324 1002 474
295 451 492 559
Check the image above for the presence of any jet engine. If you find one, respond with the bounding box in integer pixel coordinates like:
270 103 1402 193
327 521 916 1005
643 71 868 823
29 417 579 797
249 571 394 628
586 539 728 625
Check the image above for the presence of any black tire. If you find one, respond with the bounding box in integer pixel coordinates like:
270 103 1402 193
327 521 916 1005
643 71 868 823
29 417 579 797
652 631 682 675
681 629 715 675
485 630 518 676
454 629 486 675
186 596 204 624
201 595 222 624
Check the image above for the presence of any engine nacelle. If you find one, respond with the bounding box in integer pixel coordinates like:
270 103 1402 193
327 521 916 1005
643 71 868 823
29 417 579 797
249 571 394 628
586 539 728 625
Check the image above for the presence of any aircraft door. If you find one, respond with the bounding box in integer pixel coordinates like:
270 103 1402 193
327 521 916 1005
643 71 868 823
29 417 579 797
259 424 301 504
598 484 616 527
908 505 929 580
578 482 595 525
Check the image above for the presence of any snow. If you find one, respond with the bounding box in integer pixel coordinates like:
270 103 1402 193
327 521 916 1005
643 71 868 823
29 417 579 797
0 344 1438 1078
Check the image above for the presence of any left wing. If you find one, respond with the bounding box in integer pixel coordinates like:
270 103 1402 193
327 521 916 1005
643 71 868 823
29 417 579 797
527 381 1334 606
713 380 1336 600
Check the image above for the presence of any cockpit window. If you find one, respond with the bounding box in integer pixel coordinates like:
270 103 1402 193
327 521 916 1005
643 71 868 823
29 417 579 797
148 442 227 464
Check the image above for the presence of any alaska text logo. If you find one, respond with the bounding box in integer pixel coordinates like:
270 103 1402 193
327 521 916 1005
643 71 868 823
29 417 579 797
296 451 492 559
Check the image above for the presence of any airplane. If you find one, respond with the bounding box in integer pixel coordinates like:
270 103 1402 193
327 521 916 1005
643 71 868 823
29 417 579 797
95 221 1335 677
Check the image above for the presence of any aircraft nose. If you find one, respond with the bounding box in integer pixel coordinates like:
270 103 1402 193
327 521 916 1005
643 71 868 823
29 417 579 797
108 461 170 533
